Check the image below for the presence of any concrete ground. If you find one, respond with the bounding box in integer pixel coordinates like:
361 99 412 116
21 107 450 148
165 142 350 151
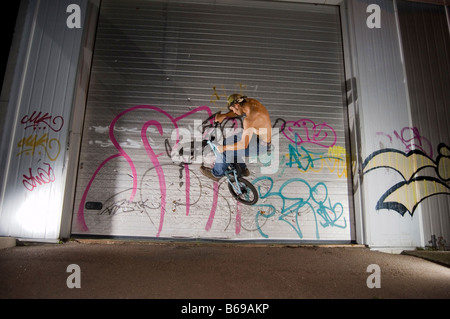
0 239 449 301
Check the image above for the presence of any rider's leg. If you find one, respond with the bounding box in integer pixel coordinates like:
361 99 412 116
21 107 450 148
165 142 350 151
212 132 246 177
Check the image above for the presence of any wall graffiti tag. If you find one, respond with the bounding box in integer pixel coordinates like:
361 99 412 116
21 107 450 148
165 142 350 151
252 176 346 239
376 127 433 157
16 110 64 191
363 143 450 216
22 163 56 192
285 135 347 178
16 133 61 161
20 111 64 132
282 119 337 149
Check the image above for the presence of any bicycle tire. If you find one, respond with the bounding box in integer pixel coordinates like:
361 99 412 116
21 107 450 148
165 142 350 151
228 177 258 205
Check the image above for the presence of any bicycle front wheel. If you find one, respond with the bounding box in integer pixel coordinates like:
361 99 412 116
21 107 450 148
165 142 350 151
228 177 258 205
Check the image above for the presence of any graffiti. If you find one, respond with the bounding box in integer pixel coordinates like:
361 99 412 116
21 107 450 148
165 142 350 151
376 127 433 157
282 119 337 148
16 133 61 161
209 83 248 108
15 110 64 191
285 137 347 178
21 111 64 132
101 198 153 216
210 85 228 107
22 163 55 191
252 176 346 239
77 105 215 236
164 121 207 165
86 164 244 235
84 161 346 239
78 101 349 240
327 146 348 178
363 143 450 216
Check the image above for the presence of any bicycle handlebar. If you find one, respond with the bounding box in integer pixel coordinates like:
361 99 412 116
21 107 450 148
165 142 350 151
201 112 220 127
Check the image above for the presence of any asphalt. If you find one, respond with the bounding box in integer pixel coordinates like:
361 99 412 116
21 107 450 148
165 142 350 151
0 237 449 303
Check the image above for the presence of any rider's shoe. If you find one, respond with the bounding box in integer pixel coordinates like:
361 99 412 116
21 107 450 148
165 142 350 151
200 165 222 182
243 168 250 177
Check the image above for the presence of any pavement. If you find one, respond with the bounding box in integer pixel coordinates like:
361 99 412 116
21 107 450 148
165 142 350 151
401 249 450 268
0 237 449 303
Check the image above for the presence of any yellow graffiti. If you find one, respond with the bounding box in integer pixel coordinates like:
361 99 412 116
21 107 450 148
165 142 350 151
284 146 348 178
382 179 450 214
209 83 248 109
363 144 450 216
363 150 436 181
327 146 349 178
438 144 450 180
16 133 61 161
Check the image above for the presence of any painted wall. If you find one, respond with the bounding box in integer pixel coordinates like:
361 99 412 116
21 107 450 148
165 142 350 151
70 0 353 242
346 0 449 250
0 0 87 241
396 0 450 249
1 0 447 248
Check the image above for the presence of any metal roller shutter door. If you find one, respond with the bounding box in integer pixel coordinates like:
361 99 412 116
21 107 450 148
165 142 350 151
72 0 353 242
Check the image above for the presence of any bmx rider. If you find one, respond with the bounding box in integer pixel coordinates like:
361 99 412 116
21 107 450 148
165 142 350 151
200 94 272 181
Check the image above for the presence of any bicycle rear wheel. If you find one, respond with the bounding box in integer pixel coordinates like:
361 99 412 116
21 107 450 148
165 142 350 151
228 177 258 205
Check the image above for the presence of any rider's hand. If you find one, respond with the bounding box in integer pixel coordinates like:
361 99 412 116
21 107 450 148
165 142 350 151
217 145 224 153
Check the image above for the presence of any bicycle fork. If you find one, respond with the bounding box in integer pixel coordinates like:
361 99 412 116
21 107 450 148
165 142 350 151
206 140 243 196
227 169 243 196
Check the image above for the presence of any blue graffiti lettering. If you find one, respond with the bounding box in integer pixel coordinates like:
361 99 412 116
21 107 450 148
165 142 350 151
252 176 346 239
286 140 344 172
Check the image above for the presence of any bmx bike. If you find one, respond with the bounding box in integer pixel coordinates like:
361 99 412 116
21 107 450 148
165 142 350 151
201 113 258 206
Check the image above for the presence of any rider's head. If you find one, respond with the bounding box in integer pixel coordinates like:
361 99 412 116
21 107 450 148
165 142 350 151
227 94 247 115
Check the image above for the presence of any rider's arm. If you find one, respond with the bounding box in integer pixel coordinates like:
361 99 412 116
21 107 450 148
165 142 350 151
220 127 255 152
215 111 237 123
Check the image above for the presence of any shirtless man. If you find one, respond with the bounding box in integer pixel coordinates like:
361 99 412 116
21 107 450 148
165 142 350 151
200 94 272 181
